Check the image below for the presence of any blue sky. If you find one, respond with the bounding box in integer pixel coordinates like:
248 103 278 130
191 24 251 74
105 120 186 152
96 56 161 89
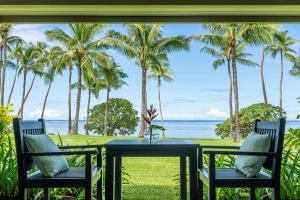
7 24 300 120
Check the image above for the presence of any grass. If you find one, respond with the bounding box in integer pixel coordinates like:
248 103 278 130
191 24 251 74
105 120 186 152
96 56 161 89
50 135 239 200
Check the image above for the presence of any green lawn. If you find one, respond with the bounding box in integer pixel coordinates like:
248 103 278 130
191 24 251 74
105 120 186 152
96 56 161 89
51 135 239 200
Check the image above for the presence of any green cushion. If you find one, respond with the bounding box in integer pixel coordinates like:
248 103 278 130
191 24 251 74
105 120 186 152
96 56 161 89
235 132 271 177
24 134 69 177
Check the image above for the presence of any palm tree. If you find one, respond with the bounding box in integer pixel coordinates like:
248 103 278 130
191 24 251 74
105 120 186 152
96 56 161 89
41 46 63 119
82 66 103 135
17 43 41 118
7 42 25 104
257 25 279 105
17 42 46 116
101 62 127 136
200 42 258 139
192 23 275 141
104 24 188 136
148 63 173 138
55 49 75 134
0 24 23 105
46 24 111 134
265 31 298 109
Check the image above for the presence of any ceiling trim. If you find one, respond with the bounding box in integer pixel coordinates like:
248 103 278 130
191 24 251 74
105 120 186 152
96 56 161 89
1 5 300 22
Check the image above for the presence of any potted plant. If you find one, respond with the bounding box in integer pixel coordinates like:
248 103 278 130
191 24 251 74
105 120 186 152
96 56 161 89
142 105 166 143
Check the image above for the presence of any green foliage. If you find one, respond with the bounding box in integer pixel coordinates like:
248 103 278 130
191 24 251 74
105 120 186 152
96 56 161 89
0 105 16 198
86 98 139 136
0 105 14 140
0 136 18 198
216 103 286 139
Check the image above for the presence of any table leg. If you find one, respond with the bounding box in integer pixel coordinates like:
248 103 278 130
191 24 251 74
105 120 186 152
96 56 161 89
115 157 122 200
105 151 114 200
180 157 187 200
189 149 198 200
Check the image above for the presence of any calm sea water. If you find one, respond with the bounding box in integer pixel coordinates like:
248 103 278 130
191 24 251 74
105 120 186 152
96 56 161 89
45 120 300 139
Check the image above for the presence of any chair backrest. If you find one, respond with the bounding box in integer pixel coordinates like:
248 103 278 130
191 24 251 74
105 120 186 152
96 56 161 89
13 118 46 179
252 118 285 176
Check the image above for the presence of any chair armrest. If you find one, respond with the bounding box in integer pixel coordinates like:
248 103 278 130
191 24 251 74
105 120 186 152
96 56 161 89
199 145 240 150
58 144 104 149
198 145 240 168
22 150 98 157
203 150 277 157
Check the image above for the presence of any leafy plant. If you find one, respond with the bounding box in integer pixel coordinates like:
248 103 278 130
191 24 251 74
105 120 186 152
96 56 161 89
142 105 166 141
0 136 18 198
216 103 286 139
86 98 139 136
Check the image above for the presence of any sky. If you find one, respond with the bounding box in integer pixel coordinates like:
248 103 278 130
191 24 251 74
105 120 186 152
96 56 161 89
6 23 300 120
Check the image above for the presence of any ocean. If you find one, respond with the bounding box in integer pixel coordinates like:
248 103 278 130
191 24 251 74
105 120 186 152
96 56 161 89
45 120 300 139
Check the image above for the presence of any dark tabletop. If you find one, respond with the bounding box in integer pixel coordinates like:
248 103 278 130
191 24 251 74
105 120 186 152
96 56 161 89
104 139 199 149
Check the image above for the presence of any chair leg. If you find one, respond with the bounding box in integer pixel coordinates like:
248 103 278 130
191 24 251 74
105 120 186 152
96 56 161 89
208 186 216 200
97 178 102 200
249 187 255 200
272 186 280 200
43 188 50 200
18 186 27 200
198 178 203 200
85 186 92 200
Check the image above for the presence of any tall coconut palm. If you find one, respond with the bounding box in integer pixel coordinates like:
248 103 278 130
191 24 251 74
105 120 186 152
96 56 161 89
55 49 75 134
82 66 103 135
265 31 298 109
7 42 25 104
17 42 46 116
257 25 279 105
18 43 42 118
200 42 258 139
148 62 173 138
0 24 23 105
41 46 63 119
46 24 111 134
101 62 127 136
192 23 275 141
104 24 188 136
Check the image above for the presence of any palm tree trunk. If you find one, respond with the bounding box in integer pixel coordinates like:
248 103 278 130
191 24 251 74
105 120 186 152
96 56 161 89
279 51 284 109
227 59 234 139
18 74 36 116
157 77 165 137
231 40 241 142
1 31 8 106
7 67 18 104
41 82 52 119
139 67 147 137
104 88 110 136
70 60 82 135
19 71 27 118
260 48 268 105
85 88 91 136
68 66 72 134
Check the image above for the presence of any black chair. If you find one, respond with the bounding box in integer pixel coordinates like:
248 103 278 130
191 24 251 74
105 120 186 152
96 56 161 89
13 118 103 200
198 118 286 200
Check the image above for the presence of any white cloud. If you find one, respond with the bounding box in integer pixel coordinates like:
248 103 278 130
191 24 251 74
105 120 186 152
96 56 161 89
29 108 61 119
206 108 228 118
12 24 47 43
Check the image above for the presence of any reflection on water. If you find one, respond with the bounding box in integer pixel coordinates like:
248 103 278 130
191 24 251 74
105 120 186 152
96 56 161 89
45 120 300 139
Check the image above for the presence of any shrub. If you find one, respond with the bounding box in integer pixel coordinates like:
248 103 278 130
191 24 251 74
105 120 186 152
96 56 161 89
215 103 286 139
0 105 14 140
0 105 17 198
86 98 139 136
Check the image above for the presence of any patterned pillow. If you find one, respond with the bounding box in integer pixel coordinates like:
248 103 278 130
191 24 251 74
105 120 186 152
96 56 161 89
235 132 271 177
24 134 69 177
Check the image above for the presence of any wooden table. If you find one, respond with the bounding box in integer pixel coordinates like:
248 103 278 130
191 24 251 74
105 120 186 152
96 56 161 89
104 140 199 200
